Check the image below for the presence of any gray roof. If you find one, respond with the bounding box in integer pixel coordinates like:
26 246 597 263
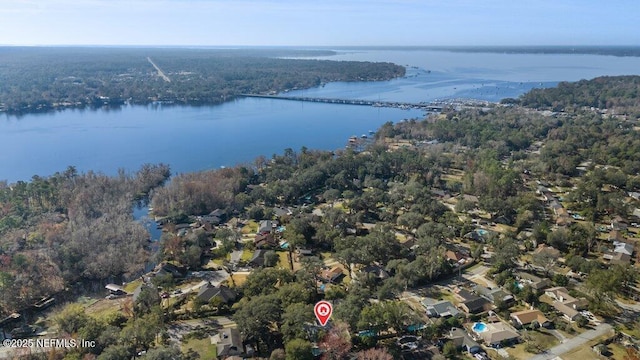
248 250 267 267
273 207 291 217
258 220 272 233
463 297 491 313
423 299 460 317
450 328 481 353
614 241 634 255
197 283 237 304
209 209 225 217
215 328 243 357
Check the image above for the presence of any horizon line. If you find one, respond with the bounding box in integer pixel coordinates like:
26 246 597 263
1 44 640 48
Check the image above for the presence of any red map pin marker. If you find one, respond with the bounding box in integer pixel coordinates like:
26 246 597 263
314 300 333 326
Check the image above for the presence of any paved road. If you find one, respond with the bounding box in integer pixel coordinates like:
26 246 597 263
616 299 640 312
528 323 613 360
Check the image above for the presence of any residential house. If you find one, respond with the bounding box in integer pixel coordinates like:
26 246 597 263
463 194 480 203
510 309 551 328
477 322 520 347
431 188 448 198
456 289 491 314
197 214 221 228
445 250 468 266
196 283 237 305
155 262 187 279
248 250 267 267
547 288 574 303
534 244 561 259
449 328 482 354
550 201 563 214
516 272 549 291
606 252 632 265
360 264 390 282
613 241 634 256
464 230 488 242
295 248 314 261
258 220 272 234
400 237 418 251
608 230 625 242
611 216 628 231
209 208 226 219
546 287 587 321
422 299 460 318
254 233 278 249
545 287 575 303
531 278 552 291
552 301 580 322
556 211 572 226
319 267 345 284
213 328 243 359
473 285 514 305
105 284 127 296
273 207 292 218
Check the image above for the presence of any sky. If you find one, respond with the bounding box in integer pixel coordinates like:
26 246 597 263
0 0 638 47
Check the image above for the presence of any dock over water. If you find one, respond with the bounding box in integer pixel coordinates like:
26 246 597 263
239 94 445 111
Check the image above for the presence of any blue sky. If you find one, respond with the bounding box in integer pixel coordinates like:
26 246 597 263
0 0 637 46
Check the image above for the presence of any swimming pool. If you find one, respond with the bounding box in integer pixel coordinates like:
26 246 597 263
477 229 488 236
472 322 488 333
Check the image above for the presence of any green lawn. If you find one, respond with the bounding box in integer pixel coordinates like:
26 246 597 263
277 251 291 268
229 273 249 288
182 338 217 359
241 220 258 234
507 329 559 359
620 322 640 339
240 248 254 262
123 279 143 293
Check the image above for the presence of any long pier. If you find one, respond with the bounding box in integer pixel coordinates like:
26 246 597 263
239 94 444 111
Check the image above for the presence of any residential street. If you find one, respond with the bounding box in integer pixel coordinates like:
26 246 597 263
528 323 613 360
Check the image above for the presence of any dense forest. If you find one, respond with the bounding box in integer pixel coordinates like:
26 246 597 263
507 75 640 116
0 164 170 314
0 47 404 114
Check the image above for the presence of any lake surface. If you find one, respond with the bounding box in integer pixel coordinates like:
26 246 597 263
2 48 640 183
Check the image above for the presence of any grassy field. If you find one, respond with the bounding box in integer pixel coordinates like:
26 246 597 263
277 251 291 269
507 330 558 359
620 321 640 338
230 273 249 287
85 298 126 317
123 279 143 293
240 248 254 262
241 220 258 234
182 337 217 359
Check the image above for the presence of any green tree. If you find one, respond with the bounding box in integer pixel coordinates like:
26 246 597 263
234 294 282 353
285 339 314 360
442 341 459 359
281 303 314 342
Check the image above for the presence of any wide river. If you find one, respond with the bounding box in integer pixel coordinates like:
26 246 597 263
2 48 640 184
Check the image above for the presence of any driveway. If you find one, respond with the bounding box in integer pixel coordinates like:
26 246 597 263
528 323 613 360
230 250 243 264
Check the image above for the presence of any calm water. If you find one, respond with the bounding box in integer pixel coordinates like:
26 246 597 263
2 49 640 184
289 49 640 102
0 99 422 183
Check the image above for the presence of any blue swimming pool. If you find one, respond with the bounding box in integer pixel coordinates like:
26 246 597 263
477 229 488 236
472 322 488 333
